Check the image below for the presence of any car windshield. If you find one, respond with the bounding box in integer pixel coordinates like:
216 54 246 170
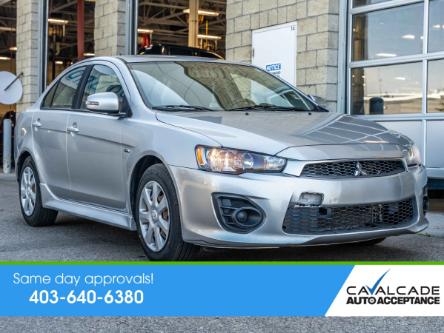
129 61 317 112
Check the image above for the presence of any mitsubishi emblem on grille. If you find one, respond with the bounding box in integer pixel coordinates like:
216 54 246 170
354 162 368 177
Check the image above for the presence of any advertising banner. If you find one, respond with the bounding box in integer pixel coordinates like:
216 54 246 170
0 263 442 317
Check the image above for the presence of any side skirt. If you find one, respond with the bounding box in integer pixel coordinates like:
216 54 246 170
40 183 137 231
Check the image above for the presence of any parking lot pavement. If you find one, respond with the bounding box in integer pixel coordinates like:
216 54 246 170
1 317 443 333
1 173 443 261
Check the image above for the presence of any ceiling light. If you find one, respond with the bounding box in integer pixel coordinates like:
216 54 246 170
183 9 219 16
432 24 441 29
48 18 69 25
197 34 222 40
0 27 15 32
55 60 64 65
402 34 415 40
83 52 95 57
376 53 397 58
0 56 11 61
395 77 406 81
8 46 17 52
137 28 154 34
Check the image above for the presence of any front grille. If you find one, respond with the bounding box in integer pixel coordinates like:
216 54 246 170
282 198 416 235
300 160 406 178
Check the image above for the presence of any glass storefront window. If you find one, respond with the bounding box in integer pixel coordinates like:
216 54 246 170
136 1 225 58
46 1 95 85
429 0 444 53
352 3 424 61
0 1 17 164
428 59 444 112
351 62 422 115
353 0 392 7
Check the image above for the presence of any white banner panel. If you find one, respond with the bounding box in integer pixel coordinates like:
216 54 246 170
327 265 444 316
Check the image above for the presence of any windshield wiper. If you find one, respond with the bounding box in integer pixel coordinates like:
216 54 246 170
227 104 314 112
152 105 216 112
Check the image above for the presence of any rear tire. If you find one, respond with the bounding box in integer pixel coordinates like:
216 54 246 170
19 157 58 227
135 164 199 261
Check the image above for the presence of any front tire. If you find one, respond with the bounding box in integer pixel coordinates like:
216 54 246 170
19 157 58 227
135 164 199 261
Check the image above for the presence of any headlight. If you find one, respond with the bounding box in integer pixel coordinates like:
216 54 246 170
195 146 286 174
404 145 422 167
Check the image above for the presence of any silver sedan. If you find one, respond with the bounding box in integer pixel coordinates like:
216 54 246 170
15 56 428 260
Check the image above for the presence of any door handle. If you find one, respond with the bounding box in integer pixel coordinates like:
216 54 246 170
32 119 42 128
67 123 79 133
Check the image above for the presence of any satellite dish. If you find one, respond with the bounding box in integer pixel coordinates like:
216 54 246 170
0 71 23 105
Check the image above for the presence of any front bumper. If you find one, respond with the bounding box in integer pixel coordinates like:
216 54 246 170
170 164 428 248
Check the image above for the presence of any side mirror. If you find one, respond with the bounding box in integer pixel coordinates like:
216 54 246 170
85 92 120 114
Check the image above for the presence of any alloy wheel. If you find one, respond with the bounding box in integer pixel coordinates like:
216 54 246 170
138 180 171 252
20 166 37 216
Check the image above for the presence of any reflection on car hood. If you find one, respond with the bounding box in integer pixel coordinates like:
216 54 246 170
156 111 410 156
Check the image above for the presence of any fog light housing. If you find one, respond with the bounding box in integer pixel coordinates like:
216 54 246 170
213 194 265 233
294 192 324 206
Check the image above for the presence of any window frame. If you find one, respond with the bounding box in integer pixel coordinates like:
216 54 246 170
40 65 89 111
347 0 444 118
40 61 131 117
76 63 130 116
75 63 128 114
351 2 425 62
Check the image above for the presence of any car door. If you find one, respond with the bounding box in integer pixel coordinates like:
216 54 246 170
66 63 127 210
32 66 86 199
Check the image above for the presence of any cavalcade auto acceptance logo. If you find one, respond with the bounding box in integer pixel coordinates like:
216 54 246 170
326 266 444 316
346 270 441 305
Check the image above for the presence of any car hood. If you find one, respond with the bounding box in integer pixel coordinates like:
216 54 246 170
156 111 410 157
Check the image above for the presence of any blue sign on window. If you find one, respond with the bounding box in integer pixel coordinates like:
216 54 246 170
266 63 282 72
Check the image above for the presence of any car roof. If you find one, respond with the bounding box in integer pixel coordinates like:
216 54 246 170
117 55 227 63
73 55 251 68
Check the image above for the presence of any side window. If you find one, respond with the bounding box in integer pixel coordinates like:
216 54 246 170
51 67 86 109
41 83 58 108
81 65 124 109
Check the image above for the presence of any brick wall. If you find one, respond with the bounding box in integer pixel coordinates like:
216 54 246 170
16 0 41 112
94 0 127 56
226 0 340 111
